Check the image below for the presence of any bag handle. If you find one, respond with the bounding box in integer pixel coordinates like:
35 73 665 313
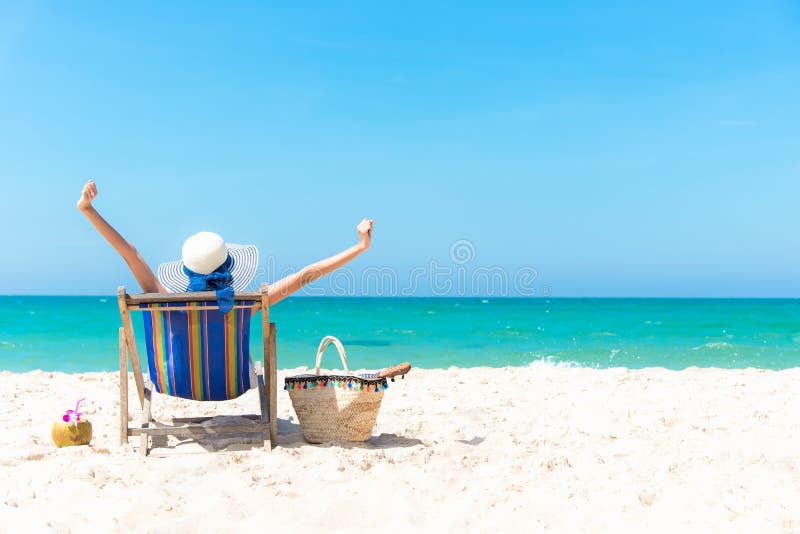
314 336 349 375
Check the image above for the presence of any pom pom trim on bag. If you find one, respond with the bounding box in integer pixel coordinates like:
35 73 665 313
284 375 388 392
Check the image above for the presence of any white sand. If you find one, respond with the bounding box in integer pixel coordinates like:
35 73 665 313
1 366 799 533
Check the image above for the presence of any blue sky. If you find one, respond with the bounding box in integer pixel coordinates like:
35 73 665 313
0 1 798 297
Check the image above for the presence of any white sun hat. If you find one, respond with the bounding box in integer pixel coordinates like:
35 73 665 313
157 231 259 293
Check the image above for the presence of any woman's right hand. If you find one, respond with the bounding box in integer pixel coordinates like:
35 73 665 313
77 180 97 212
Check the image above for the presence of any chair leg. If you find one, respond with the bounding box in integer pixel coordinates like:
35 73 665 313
255 364 271 451
139 383 152 457
119 328 129 446
268 324 278 445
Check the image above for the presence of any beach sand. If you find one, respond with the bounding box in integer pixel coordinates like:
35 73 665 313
1 366 799 533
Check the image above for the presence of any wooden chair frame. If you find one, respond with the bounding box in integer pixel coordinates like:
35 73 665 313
117 283 277 456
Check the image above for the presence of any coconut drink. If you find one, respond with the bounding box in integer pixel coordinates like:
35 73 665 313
52 398 92 447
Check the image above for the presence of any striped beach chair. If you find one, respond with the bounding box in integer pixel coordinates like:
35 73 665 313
117 285 277 456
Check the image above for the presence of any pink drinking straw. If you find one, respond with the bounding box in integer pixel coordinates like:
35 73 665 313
61 398 86 426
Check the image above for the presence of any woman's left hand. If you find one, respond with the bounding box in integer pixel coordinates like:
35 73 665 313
357 218 374 249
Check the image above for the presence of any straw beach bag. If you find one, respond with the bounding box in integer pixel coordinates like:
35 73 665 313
285 336 388 443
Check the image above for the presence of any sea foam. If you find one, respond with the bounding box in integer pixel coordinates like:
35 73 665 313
526 355 583 368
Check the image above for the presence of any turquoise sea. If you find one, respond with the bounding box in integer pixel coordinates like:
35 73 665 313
1 297 800 373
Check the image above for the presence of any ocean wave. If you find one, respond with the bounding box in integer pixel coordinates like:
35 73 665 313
526 356 583 368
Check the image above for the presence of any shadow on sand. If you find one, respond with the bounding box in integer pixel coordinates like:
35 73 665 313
146 416 423 456
275 417 423 449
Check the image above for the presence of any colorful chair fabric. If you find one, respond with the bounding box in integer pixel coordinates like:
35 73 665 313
140 301 255 401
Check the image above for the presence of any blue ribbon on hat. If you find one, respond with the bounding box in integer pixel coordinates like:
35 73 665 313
183 255 235 314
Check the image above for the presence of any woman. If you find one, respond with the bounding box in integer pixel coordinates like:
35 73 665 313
77 180 373 306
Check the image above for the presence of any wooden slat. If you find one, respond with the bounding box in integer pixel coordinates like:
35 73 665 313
126 291 263 304
130 424 268 437
171 415 260 424
117 287 145 407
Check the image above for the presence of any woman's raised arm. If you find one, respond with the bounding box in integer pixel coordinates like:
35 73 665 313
77 180 166 293
264 218 374 306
